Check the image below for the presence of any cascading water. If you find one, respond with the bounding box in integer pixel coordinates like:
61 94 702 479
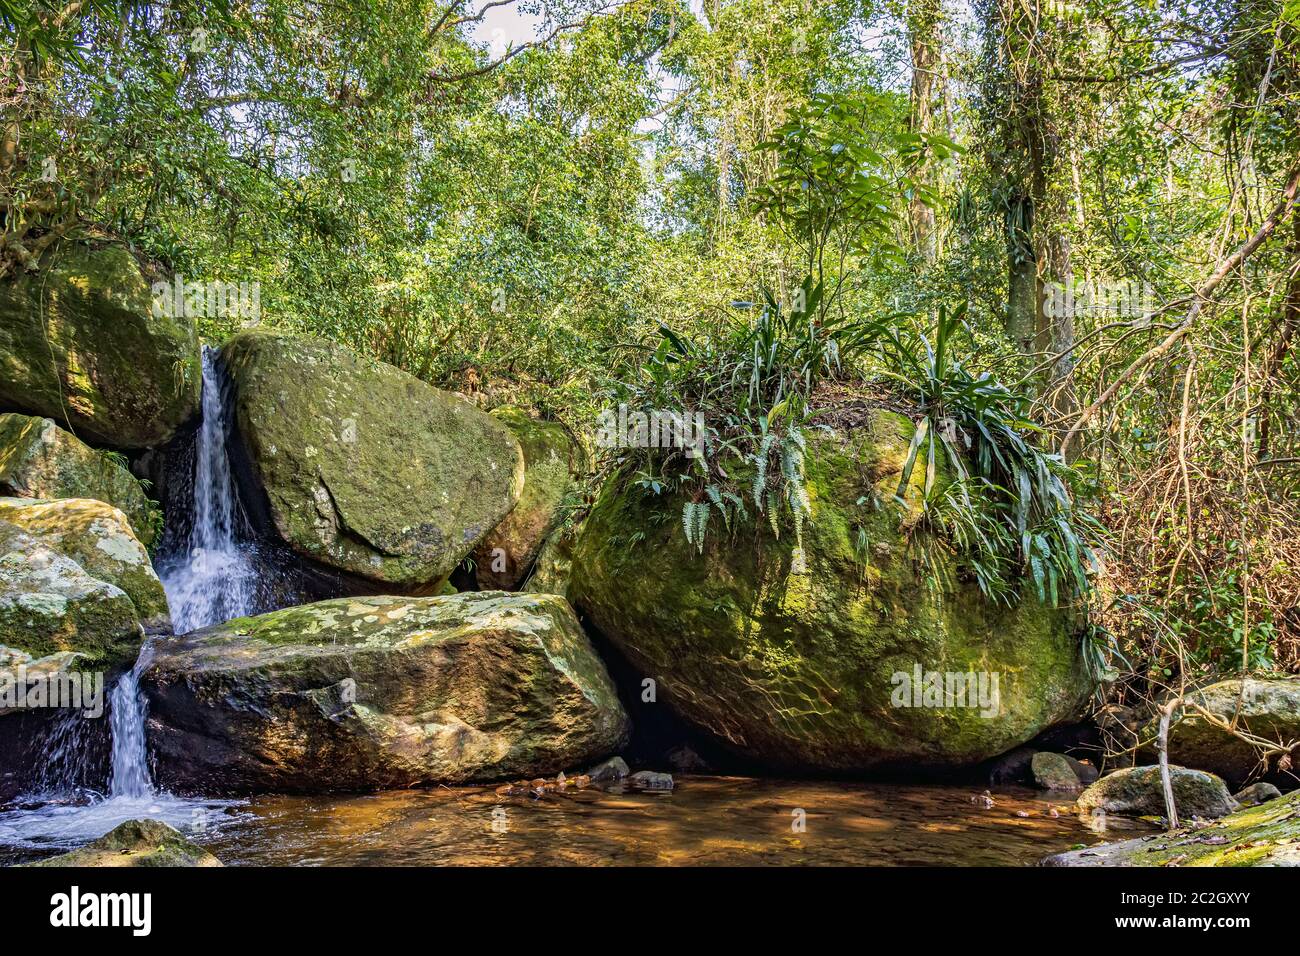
0 350 257 856
159 347 261 633
107 649 154 801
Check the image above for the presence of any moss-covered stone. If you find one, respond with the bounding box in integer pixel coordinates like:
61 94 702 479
1032 752 1082 791
1077 766 1239 819
524 519 582 598
474 407 574 590
0 497 168 632
0 521 143 674
24 819 221 867
220 331 524 589
1139 678 1300 788
0 413 159 547
1044 788 1300 866
569 410 1091 772
142 591 630 792
0 241 200 449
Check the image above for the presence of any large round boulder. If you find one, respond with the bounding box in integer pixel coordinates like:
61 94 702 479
1076 766 1239 819
1140 678 1300 788
0 413 159 547
220 332 524 590
473 407 575 590
0 240 200 448
569 410 1091 772
142 591 630 792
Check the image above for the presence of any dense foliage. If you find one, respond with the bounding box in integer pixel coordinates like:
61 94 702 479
3 0 1298 714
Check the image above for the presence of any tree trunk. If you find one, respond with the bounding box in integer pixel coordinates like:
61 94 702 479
907 0 942 262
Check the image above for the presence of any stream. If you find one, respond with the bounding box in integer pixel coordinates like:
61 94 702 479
0 350 1146 867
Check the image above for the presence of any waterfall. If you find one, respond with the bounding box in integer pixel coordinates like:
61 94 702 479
0 350 257 853
107 649 154 800
158 346 260 633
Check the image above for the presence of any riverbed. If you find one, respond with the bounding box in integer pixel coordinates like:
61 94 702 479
2 776 1152 866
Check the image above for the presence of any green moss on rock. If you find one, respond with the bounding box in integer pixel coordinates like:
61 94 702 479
24 819 221 867
1077 766 1239 819
0 497 169 631
1044 787 1300 866
0 520 143 673
220 331 524 589
0 413 159 547
142 591 630 792
1138 678 1300 788
0 241 200 449
569 410 1091 772
474 407 574 590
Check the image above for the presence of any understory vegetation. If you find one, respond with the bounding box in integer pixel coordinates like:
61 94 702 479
3 0 1298 718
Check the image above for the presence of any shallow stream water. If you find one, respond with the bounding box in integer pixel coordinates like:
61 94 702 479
2 776 1148 867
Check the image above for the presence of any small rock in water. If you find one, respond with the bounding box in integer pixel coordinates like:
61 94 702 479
665 744 710 773
1031 752 1082 792
629 770 674 790
586 756 630 783
971 790 995 809
1233 782 1282 807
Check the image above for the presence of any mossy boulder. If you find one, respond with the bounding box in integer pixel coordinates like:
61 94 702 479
24 819 221 867
524 520 582 598
1140 678 1300 788
0 497 168 632
0 241 200 449
473 407 575 590
0 413 159 547
1044 788 1300 866
220 331 524 590
141 591 630 792
569 410 1091 772
1077 766 1239 819
0 521 143 675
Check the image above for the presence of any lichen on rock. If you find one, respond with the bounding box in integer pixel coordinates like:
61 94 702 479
0 413 160 547
0 497 168 632
142 591 630 792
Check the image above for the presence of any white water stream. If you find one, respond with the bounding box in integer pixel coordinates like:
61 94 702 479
0 349 254 853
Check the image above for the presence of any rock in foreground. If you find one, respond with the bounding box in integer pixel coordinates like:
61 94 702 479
0 241 199 449
1044 789 1300 866
143 592 630 792
24 819 220 867
221 332 524 589
1077 766 1239 820
570 412 1091 772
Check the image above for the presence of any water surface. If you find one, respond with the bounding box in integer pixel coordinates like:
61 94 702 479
192 777 1143 867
